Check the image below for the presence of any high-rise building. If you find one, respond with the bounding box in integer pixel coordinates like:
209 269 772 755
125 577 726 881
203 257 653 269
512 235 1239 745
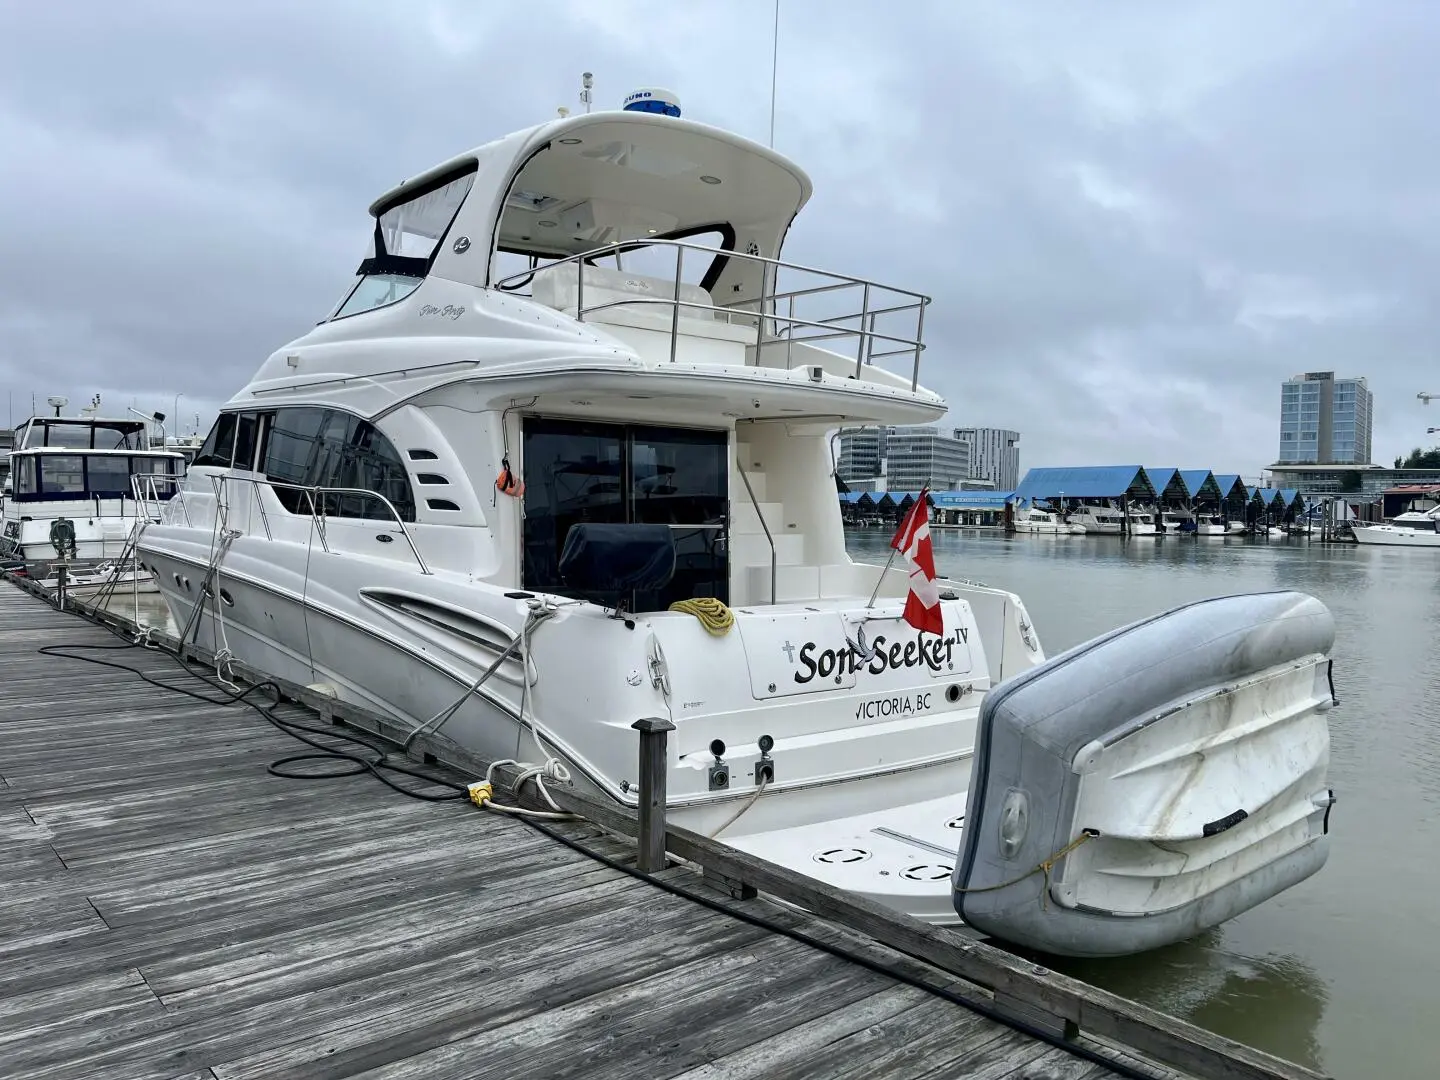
883 426 971 491
953 428 1020 490
835 427 885 485
835 425 977 491
1277 372 1373 465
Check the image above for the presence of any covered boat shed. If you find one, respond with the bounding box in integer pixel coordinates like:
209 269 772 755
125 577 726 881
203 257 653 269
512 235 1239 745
1012 467 1156 535
1177 469 1224 510
1212 473 1249 519
1143 468 1189 507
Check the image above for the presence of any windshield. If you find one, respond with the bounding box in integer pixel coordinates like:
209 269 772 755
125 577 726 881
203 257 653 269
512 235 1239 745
23 420 146 450
330 166 477 320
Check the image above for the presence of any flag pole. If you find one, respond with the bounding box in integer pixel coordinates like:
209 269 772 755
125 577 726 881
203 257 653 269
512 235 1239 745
866 479 930 609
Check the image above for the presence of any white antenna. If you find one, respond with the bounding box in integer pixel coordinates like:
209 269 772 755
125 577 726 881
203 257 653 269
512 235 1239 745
1420 392 1437 405
768 0 780 146
580 71 593 114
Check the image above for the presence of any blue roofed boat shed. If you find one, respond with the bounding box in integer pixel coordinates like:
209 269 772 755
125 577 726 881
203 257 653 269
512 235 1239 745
1012 466 1156 505
1144 468 1188 505
1177 470 1223 506
1212 474 1249 516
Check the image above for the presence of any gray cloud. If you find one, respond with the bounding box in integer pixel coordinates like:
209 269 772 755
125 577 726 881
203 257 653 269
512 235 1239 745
3 0 1437 475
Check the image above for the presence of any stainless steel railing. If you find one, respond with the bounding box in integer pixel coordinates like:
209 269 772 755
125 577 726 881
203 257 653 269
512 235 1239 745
208 474 432 575
133 471 430 575
493 237 931 391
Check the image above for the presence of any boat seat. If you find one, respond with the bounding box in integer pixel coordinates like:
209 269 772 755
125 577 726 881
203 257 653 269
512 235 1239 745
532 264 715 323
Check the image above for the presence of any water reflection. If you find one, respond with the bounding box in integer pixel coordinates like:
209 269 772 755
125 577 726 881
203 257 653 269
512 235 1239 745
848 528 1438 1079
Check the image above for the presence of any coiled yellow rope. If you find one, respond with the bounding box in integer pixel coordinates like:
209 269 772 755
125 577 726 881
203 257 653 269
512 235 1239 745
668 597 735 636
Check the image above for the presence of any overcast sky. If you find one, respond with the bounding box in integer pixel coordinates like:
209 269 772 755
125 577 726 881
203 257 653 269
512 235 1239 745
3 0 1437 478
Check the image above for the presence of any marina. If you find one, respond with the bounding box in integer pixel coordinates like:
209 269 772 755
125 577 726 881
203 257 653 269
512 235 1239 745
0 577 1326 1080
4 18 1438 1080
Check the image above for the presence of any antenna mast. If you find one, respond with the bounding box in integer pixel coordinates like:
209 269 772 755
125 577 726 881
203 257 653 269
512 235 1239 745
580 71 594 114
768 0 780 146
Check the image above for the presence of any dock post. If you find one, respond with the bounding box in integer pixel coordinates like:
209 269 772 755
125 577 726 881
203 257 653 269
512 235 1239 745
632 716 675 873
55 564 68 611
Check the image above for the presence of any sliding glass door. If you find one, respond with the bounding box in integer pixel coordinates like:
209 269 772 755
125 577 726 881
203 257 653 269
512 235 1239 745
521 417 728 610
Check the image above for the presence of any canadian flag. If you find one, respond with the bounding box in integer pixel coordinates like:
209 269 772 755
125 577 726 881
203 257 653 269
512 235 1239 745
890 489 945 636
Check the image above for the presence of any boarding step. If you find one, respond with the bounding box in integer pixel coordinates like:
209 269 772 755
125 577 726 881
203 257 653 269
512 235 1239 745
732 532 806 567
745 564 821 603
731 500 784 535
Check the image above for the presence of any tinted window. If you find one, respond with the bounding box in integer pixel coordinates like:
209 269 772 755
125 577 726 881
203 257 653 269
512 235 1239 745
262 407 414 522
521 417 727 609
193 414 238 468
39 455 85 495
320 417 414 522
87 456 132 496
263 408 327 512
233 413 260 471
14 456 35 495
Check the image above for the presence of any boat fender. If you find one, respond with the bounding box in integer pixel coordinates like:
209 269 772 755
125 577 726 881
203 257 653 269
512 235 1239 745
496 457 525 497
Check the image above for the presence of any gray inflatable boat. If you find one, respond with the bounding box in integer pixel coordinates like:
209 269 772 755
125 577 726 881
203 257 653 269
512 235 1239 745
954 590 1338 958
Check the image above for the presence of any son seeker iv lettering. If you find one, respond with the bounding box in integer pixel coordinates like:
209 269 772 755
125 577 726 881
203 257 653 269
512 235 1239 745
793 627 969 684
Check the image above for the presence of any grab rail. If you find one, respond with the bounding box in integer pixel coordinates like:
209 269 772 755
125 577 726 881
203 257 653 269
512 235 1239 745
734 456 776 606
132 473 192 527
494 237 931 392
208 474 433 576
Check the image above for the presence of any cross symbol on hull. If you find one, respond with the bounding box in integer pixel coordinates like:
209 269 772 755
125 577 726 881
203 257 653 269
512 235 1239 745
781 640 796 662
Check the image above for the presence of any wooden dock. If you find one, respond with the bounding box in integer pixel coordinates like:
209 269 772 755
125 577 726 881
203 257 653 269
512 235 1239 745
0 580 1328 1080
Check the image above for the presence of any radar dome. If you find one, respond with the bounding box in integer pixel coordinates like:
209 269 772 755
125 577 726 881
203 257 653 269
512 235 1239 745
622 87 681 117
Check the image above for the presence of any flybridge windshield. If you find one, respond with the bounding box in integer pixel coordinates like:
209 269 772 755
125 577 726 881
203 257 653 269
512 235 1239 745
20 419 147 450
330 165 477 320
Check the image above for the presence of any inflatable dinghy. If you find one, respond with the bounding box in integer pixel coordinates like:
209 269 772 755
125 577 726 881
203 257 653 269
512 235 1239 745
954 590 1338 958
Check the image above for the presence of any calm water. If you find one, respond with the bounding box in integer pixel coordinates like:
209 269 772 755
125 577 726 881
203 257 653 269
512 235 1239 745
105 533 1434 1079
848 527 1439 1080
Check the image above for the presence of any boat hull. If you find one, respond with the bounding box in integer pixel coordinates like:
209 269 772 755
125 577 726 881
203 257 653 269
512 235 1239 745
1353 524 1440 547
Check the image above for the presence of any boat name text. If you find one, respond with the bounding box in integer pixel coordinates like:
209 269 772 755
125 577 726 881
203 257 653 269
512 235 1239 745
792 627 969 684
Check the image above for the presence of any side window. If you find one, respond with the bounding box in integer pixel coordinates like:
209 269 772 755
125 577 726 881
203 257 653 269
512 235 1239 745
193 414 237 468
14 456 36 496
87 456 132 496
263 407 327 513
315 415 415 522
261 407 414 522
233 413 260 472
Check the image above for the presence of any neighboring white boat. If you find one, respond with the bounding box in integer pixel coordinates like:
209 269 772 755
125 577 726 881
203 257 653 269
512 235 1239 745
1 409 185 575
1068 505 1125 535
133 87 1341 955
1353 507 1440 547
1159 510 1189 534
1013 506 1077 534
1127 509 1158 536
33 561 159 596
1194 514 1229 536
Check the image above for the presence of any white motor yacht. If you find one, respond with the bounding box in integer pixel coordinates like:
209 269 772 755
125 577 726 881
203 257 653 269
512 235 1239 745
1012 504 1077 534
1 407 184 577
134 88 1341 956
1353 506 1440 546
1067 505 1125 535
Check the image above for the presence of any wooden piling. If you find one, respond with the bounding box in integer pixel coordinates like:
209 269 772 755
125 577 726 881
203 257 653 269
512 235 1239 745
631 715 674 873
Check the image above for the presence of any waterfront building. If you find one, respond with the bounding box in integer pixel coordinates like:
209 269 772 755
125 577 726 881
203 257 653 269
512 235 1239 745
1277 372 1373 465
953 428 1020 490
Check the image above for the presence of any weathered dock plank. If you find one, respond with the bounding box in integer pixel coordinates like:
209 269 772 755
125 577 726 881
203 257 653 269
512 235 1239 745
0 581 1158 1080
